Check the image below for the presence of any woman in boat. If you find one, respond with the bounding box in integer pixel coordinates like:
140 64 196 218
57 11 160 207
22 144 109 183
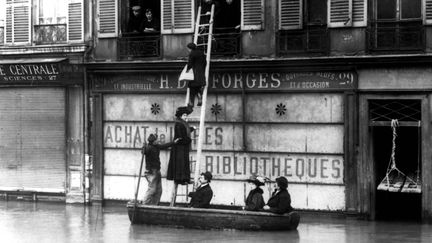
244 175 265 211
263 176 293 214
167 106 195 185
188 171 213 208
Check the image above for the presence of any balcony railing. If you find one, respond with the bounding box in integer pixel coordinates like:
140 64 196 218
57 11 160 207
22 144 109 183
34 24 67 44
118 33 161 59
367 20 424 52
277 25 329 56
211 28 241 57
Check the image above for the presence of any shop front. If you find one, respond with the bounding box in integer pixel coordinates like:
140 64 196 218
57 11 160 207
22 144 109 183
88 62 357 212
358 67 432 221
0 58 85 203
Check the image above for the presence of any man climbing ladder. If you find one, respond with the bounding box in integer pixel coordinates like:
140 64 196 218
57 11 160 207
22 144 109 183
170 3 216 206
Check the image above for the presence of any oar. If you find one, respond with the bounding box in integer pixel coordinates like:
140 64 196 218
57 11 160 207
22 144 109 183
131 144 146 224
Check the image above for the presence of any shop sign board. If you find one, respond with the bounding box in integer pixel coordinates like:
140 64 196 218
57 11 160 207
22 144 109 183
0 60 82 84
91 71 357 91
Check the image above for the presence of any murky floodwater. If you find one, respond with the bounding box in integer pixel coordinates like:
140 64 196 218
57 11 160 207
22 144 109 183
0 201 431 243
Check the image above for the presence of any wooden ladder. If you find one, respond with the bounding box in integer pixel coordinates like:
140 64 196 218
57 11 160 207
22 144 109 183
170 4 215 207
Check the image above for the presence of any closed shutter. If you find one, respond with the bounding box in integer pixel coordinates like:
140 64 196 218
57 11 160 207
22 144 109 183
279 0 302 30
425 0 432 24
0 88 66 193
5 0 30 44
68 0 84 42
241 0 264 30
161 0 194 34
328 0 352 27
352 0 366 26
98 0 118 38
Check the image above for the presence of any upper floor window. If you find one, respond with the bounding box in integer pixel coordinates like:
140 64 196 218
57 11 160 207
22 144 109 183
278 0 366 56
0 0 5 45
3 0 83 45
368 0 423 52
120 0 161 36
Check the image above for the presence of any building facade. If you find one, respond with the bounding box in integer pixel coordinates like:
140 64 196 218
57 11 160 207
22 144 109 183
0 0 91 203
2 0 432 222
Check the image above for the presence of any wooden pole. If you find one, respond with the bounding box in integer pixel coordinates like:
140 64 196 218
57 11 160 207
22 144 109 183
131 148 145 223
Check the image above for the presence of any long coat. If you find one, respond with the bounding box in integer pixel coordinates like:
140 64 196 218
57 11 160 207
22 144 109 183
266 189 293 214
167 118 194 183
188 184 213 208
186 48 206 87
244 187 265 211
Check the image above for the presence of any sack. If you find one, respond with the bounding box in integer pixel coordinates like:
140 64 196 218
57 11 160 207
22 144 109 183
179 65 194 81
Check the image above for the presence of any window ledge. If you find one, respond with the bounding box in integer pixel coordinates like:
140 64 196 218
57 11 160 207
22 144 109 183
0 43 87 55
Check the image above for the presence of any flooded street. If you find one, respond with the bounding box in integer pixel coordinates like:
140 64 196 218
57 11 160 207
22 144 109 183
0 201 431 243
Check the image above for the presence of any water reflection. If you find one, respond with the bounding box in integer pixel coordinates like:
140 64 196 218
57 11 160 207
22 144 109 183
0 201 431 243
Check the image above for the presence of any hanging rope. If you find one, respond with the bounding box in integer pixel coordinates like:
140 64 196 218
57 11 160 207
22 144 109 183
377 119 421 193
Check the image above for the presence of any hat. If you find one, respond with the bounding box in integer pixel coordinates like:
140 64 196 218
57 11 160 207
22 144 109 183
175 106 193 117
145 8 153 14
132 5 141 11
247 175 265 186
147 133 157 143
201 171 213 182
187 42 196 50
275 176 288 190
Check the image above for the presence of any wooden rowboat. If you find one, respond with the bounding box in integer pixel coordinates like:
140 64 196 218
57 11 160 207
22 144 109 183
127 202 300 231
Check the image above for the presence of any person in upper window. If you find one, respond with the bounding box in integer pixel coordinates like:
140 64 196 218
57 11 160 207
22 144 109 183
141 8 160 33
188 171 213 208
186 43 206 107
244 175 266 211
127 5 144 33
263 176 294 214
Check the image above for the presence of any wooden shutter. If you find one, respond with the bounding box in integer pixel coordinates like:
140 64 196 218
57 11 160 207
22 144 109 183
98 0 118 38
241 0 264 30
68 0 84 42
328 0 352 27
279 0 302 30
425 0 432 24
161 0 194 34
5 0 30 44
352 0 366 26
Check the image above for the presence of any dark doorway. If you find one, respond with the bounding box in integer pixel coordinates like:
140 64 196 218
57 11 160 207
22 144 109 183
372 125 421 221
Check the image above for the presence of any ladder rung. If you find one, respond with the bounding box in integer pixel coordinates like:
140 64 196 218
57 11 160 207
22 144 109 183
196 43 207 46
199 24 210 27
201 12 211 16
199 33 210 36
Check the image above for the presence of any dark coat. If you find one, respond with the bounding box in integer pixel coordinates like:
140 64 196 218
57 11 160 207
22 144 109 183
244 187 265 211
143 142 173 171
188 183 213 208
167 118 195 183
266 189 293 214
127 15 144 32
186 48 206 87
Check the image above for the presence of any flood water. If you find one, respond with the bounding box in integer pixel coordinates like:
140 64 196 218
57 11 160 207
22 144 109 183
0 201 431 243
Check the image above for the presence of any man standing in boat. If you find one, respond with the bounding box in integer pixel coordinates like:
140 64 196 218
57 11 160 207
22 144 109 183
188 171 213 208
263 176 293 214
142 134 178 205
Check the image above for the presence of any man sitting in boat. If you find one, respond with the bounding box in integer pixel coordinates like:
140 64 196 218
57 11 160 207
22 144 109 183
188 171 213 208
263 176 293 214
244 175 265 211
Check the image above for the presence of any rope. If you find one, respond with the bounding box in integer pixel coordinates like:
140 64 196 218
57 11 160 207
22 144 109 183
389 119 398 170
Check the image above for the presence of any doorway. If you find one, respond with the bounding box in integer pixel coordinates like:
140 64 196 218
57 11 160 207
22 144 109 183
369 99 422 221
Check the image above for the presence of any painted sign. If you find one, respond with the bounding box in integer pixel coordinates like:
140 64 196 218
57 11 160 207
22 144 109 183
103 122 343 154
188 152 343 184
91 71 357 91
0 61 82 84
